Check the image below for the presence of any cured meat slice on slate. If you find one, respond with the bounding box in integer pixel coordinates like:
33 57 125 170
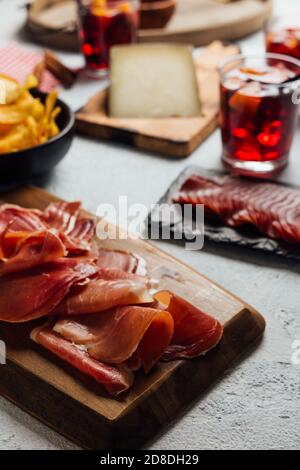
174 174 300 245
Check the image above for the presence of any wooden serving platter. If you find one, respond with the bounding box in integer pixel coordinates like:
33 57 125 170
26 0 273 51
0 186 265 449
75 42 239 158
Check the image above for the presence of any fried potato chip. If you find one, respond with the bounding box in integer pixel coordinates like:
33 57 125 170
0 73 60 153
0 106 25 125
0 82 6 105
0 74 23 104
24 74 39 90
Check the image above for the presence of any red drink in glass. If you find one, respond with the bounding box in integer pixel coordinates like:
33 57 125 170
220 54 300 177
266 16 300 60
77 0 139 76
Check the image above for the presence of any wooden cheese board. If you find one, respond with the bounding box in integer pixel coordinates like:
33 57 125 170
26 0 273 51
0 185 265 449
75 41 239 158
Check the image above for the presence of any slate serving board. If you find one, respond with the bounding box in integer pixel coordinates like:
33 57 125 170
147 166 300 261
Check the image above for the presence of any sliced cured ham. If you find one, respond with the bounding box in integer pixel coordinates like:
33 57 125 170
53 276 153 315
0 204 45 233
42 201 96 254
96 266 147 282
42 201 81 232
174 174 300 245
0 258 98 322
30 325 134 396
154 291 223 361
0 198 224 396
53 305 174 373
29 289 222 394
0 230 66 276
0 201 96 255
53 292 222 366
97 249 146 275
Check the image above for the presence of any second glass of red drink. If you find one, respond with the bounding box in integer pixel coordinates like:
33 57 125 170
77 0 139 76
266 15 300 60
219 53 300 177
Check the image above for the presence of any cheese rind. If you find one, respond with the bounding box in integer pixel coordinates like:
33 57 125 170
109 44 202 119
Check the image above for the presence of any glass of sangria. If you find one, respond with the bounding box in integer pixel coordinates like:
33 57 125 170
266 16 300 60
77 0 139 76
219 53 300 177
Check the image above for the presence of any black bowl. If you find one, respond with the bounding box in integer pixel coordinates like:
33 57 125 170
0 90 75 188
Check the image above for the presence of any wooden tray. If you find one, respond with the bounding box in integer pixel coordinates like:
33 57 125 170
0 186 265 449
26 0 273 51
75 41 239 158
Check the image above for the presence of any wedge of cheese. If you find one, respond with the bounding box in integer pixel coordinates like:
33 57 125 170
109 44 201 118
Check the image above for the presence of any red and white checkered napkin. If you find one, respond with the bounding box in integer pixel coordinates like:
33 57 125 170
0 43 59 92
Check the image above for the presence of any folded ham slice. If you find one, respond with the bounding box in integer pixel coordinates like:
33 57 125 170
30 305 173 395
97 249 147 275
0 258 98 322
29 290 223 395
53 305 174 373
42 201 96 254
0 201 96 256
0 204 45 233
154 291 223 360
30 325 134 396
53 276 153 315
42 201 80 232
0 230 66 276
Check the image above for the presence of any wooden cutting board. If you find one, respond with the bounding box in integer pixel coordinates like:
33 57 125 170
26 0 273 51
0 186 265 450
75 42 239 158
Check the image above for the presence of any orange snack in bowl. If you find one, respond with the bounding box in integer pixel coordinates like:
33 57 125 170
0 73 61 154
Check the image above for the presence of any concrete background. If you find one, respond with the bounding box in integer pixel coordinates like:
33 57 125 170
0 0 299 450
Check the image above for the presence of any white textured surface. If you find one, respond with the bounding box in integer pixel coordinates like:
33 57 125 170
0 0 300 451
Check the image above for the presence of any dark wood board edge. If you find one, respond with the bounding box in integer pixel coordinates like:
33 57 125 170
0 307 264 450
75 113 219 158
75 118 191 159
